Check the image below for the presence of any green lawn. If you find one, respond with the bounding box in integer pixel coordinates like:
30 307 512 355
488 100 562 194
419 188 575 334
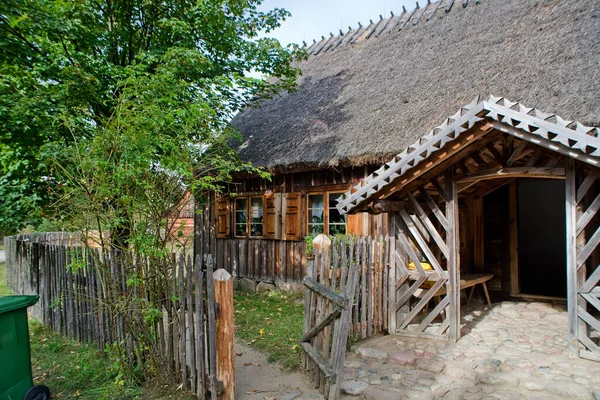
0 262 194 399
0 262 10 296
234 291 304 370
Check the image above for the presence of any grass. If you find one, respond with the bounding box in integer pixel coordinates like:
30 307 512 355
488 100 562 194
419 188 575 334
29 322 196 399
0 262 10 296
0 262 194 399
233 291 304 370
29 321 137 399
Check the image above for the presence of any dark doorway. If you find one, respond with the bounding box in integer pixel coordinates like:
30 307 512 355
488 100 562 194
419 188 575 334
517 180 567 297
483 185 509 293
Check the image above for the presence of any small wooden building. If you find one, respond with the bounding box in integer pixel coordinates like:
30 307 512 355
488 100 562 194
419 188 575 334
194 0 600 309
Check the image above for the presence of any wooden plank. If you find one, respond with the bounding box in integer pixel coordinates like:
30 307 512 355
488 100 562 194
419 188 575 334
214 268 235 400
577 226 600 269
419 188 449 231
399 208 444 274
367 239 373 338
206 255 218 400
195 255 206 396
446 167 460 341
417 295 450 332
565 158 579 357
407 193 450 258
577 305 600 335
576 168 600 204
303 277 349 309
506 140 528 166
179 255 188 388
187 257 197 393
576 191 600 236
300 342 335 379
388 218 397 335
509 181 519 296
456 167 565 184
360 238 367 339
399 277 447 330
383 237 388 332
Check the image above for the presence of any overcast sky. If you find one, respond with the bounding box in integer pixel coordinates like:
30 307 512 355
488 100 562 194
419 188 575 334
259 0 416 46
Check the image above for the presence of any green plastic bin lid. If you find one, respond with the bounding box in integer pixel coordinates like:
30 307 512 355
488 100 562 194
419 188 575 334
0 295 39 315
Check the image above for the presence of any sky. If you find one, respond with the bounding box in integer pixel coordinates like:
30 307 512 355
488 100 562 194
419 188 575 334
259 0 416 46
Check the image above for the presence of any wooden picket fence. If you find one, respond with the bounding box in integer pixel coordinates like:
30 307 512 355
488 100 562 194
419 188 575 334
330 236 390 340
4 234 230 399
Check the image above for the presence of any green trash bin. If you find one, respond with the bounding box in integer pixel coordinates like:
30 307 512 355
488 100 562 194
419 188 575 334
0 295 51 400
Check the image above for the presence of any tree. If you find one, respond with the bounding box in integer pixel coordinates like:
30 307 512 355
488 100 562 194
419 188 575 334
0 0 304 387
0 0 304 234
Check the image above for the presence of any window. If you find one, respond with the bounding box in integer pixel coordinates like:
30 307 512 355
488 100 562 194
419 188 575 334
234 196 263 237
249 197 263 237
307 192 346 235
308 194 324 234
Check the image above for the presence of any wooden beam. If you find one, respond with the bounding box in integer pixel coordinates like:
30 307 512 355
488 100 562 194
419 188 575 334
300 342 335 379
303 277 348 309
407 192 450 259
300 308 341 342
446 167 461 341
375 123 495 203
456 167 565 184
565 158 579 357
370 200 406 213
508 181 519 297
576 168 600 205
388 213 397 335
214 269 235 400
489 121 600 168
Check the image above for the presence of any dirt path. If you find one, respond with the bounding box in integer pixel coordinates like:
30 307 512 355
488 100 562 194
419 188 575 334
235 341 324 400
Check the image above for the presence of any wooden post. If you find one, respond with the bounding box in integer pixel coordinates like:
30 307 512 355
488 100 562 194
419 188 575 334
214 268 235 400
508 181 519 296
388 213 397 335
446 167 461 341
565 158 579 357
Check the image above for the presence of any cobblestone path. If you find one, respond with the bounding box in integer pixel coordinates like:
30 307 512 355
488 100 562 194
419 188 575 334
338 301 600 400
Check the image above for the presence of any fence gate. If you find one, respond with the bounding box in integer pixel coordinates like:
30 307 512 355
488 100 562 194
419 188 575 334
301 242 360 399
566 158 600 361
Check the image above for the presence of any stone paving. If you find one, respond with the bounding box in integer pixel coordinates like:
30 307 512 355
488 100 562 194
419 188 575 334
339 300 600 400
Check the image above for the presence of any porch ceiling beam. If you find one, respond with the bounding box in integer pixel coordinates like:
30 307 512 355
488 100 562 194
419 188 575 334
369 200 406 214
489 121 600 168
455 167 565 184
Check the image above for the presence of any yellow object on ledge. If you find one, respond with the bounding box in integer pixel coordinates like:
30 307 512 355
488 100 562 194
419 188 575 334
408 261 433 271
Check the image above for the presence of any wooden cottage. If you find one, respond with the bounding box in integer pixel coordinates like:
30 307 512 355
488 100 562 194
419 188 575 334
194 0 600 340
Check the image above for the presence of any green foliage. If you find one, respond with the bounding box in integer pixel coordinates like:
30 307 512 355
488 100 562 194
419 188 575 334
234 291 304 370
0 0 305 233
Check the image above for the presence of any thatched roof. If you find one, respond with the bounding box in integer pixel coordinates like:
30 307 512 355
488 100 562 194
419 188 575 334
336 95 600 214
232 0 600 173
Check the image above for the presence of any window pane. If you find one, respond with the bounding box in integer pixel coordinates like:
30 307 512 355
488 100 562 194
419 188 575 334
328 193 346 235
235 198 247 236
250 197 263 237
308 194 324 235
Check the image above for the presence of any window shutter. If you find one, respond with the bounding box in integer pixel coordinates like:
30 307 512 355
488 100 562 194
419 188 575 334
263 193 282 239
216 197 230 238
282 193 303 241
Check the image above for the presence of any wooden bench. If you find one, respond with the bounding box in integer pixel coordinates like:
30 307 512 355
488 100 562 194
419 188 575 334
413 273 494 308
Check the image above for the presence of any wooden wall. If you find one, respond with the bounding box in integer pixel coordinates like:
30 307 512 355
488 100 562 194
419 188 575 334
194 166 390 283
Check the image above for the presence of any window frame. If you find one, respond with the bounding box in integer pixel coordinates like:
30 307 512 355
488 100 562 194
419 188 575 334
306 191 347 236
233 195 265 238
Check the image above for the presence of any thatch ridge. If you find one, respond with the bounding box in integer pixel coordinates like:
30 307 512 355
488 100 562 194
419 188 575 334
336 95 600 214
232 0 600 173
